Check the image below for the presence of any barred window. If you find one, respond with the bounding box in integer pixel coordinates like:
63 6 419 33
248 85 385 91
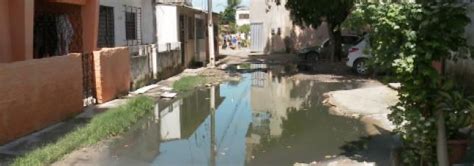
98 6 114 48
125 12 137 40
124 6 141 46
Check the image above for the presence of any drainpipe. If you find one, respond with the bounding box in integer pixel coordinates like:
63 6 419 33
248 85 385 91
152 0 158 43
151 0 159 79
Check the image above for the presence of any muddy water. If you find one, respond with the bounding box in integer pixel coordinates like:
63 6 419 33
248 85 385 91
102 70 384 166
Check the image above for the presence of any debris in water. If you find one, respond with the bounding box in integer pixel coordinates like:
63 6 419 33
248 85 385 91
161 86 173 91
161 92 177 99
219 64 228 70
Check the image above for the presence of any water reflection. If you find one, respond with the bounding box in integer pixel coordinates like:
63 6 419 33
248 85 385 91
105 70 379 166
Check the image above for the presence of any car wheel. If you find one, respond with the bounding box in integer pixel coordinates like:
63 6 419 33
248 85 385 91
354 58 369 75
307 52 319 62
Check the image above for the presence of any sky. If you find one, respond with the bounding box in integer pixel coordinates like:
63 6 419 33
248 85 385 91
192 0 250 13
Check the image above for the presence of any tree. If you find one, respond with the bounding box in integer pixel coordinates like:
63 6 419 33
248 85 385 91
285 0 354 61
346 2 472 164
220 0 241 24
238 24 250 34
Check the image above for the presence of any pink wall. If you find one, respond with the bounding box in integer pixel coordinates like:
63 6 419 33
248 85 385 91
0 54 83 144
82 0 99 53
0 0 34 63
0 0 12 63
9 0 34 62
93 47 131 103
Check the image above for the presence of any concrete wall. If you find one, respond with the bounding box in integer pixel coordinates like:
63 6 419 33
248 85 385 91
156 49 184 79
93 47 131 103
249 0 328 54
130 44 155 90
0 54 83 145
99 0 154 47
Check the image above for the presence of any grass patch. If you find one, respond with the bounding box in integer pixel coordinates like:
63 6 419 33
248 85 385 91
173 76 207 92
12 96 154 166
238 63 251 69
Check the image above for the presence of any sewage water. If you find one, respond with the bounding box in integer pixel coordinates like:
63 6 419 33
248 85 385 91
100 70 387 166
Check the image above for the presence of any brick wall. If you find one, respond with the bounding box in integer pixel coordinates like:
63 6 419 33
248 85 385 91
0 54 83 145
93 47 131 103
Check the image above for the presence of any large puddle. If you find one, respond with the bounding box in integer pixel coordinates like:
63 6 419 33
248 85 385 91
99 69 388 166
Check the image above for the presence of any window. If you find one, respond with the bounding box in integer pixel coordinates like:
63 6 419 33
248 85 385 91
188 16 194 39
125 12 137 40
196 18 205 39
239 14 249 19
124 6 142 46
98 6 114 48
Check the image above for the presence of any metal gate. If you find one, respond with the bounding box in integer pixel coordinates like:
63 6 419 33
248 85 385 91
82 53 96 106
250 22 265 53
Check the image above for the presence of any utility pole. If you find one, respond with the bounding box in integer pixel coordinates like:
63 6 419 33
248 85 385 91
207 0 216 68
210 86 216 166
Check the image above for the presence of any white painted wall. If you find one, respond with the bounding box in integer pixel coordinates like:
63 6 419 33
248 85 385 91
236 9 250 26
155 5 179 52
160 100 182 141
99 0 154 46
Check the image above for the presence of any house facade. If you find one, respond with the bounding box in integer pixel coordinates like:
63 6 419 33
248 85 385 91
249 0 329 54
235 7 250 26
155 3 219 68
97 0 157 90
0 0 100 145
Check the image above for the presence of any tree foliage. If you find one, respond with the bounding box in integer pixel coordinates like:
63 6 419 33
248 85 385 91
238 24 250 34
286 0 354 61
220 0 241 24
347 2 473 164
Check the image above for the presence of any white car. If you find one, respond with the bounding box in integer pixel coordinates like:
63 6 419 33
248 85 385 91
346 36 371 75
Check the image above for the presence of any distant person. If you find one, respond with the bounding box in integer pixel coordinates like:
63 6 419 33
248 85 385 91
222 34 228 49
231 35 237 49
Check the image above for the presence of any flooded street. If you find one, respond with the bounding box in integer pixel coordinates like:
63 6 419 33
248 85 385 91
79 67 394 166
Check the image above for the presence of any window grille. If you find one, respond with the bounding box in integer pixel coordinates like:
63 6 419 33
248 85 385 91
98 6 114 48
124 5 142 46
